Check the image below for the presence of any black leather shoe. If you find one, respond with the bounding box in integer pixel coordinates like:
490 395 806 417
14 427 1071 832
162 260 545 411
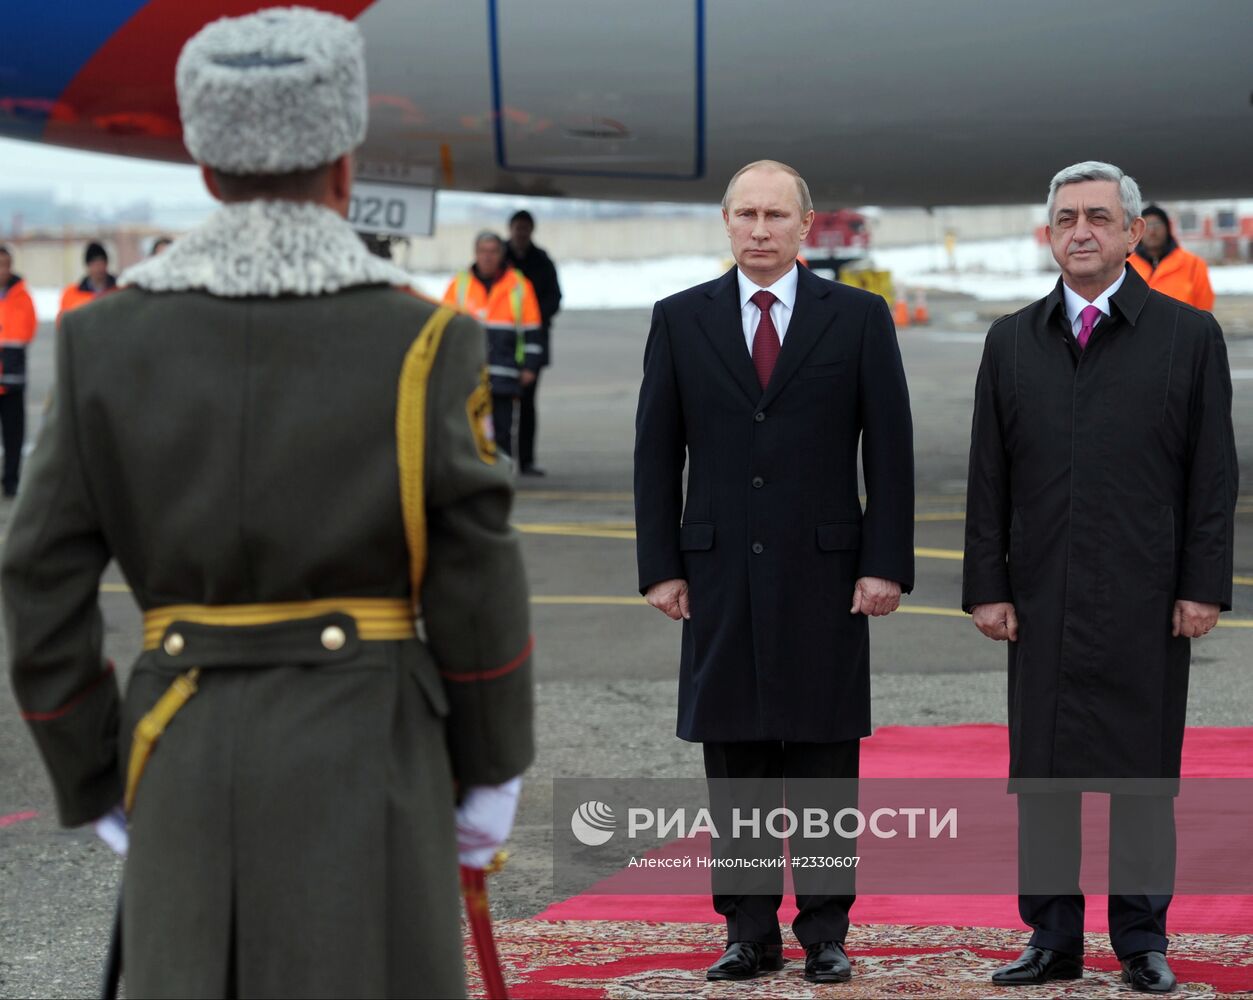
705 942 784 981
804 941 851 983
1121 951 1176 993
520 465 546 477
991 946 1083 984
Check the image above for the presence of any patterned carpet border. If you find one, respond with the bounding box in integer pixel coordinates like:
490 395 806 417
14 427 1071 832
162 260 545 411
464 920 1253 998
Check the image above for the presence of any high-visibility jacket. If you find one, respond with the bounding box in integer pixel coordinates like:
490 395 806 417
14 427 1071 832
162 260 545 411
58 275 117 324
442 267 542 395
0 275 37 396
1129 246 1214 312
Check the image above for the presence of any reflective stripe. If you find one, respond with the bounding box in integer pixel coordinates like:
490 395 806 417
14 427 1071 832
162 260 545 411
0 341 29 348
487 364 519 378
509 270 525 365
454 271 471 309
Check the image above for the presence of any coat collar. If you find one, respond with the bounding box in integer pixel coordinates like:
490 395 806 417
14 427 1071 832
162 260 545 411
697 264 837 407
698 267 761 404
121 200 417 298
1109 263 1150 326
1044 263 1149 329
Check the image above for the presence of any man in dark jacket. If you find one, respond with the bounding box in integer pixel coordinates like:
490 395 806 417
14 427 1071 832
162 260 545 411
634 160 914 985
505 209 562 475
963 161 1237 994
4 10 533 997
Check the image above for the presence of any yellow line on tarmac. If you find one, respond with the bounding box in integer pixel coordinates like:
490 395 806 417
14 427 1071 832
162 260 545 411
516 491 634 502
531 595 647 606
896 605 968 619
515 523 636 540
915 546 963 561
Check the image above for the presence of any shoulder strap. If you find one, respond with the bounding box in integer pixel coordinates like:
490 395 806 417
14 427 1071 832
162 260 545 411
397 306 458 612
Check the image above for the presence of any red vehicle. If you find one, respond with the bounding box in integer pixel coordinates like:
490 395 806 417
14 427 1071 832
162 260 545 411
801 209 870 275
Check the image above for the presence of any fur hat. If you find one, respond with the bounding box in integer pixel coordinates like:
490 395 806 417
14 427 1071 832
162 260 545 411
176 6 367 174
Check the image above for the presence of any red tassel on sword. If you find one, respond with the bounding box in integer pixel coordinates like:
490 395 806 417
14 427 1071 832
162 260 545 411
461 851 509 1000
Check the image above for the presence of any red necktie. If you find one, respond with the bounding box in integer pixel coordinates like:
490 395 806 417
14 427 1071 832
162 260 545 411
750 290 780 388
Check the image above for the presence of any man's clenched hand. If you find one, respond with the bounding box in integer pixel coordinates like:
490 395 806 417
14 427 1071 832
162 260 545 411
851 577 902 617
972 602 1018 641
646 579 690 621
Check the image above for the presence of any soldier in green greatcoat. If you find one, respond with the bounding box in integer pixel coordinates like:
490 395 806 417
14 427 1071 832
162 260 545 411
2 9 533 997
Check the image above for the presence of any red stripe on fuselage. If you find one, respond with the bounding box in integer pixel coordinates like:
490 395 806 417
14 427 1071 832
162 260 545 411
46 0 376 157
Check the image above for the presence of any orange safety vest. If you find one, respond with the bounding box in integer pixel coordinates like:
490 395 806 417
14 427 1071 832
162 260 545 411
58 276 117 324
441 269 542 393
450 269 528 364
1129 247 1215 312
0 276 37 395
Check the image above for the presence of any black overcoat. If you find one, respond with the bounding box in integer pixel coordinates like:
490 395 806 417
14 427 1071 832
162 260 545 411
635 265 915 743
962 266 1237 784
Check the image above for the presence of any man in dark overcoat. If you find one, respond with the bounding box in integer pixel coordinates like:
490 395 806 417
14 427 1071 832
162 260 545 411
963 161 1237 994
505 209 562 475
634 160 915 984
3 9 533 997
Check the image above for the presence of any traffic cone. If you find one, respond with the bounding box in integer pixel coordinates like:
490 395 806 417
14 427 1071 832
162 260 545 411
912 289 930 325
893 295 911 328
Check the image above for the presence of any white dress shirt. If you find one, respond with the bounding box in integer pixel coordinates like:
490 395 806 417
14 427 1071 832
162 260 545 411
738 264 799 353
1061 267 1127 339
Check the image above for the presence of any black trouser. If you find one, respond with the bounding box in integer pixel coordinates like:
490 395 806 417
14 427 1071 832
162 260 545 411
1018 792 1174 959
0 389 25 495
491 393 516 459
518 370 541 469
703 740 860 947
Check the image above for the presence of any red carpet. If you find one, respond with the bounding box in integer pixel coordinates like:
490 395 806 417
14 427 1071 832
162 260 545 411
499 726 1253 996
540 725 1253 933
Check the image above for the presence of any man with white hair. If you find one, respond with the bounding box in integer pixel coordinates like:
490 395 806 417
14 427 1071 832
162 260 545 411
963 161 1237 993
3 8 533 996
635 160 914 984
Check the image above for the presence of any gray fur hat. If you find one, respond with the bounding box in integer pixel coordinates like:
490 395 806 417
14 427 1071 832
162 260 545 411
177 6 367 174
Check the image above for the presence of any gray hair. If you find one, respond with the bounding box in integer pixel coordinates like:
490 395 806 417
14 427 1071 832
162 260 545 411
474 230 504 250
1046 161 1142 229
722 159 814 215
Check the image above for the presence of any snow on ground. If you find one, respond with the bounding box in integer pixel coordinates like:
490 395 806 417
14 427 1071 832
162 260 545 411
30 237 1253 318
31 288 61 320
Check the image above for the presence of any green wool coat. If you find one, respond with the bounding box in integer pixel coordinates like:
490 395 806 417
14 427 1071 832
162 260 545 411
3 203 534 998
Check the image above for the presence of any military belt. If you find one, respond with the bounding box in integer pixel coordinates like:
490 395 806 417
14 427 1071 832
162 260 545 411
141 597 417 651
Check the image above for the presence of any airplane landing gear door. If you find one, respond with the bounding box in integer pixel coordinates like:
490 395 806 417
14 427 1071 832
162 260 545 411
489 0 704 180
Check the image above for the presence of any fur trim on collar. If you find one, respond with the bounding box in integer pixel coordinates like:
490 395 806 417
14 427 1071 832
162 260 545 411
121 200 416 298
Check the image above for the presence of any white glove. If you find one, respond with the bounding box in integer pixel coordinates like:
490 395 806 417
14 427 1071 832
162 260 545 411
456 776 522 869
94 805 128 857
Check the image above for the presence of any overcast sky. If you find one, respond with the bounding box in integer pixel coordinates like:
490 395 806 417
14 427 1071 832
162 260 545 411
1 138 213 208
0 137 707 228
